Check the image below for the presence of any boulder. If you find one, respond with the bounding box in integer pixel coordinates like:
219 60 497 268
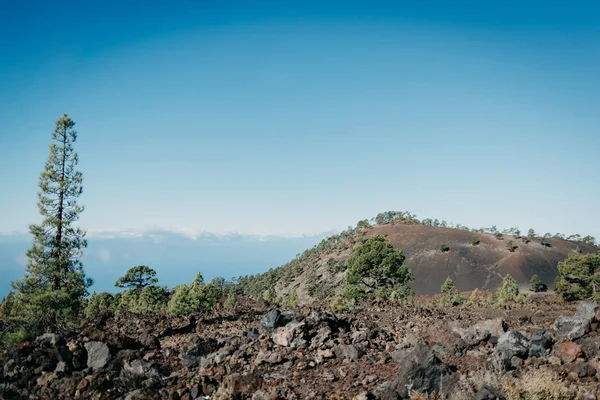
452 319 507 347
271 322 307 348
576 362 596 378
387 342 454 398
529 330 553 358
557 342 583 363
120 359 161 389
181 338 221 368
334 345 362 362
84 341 111 371
260 310 303 334
493 331 529 371
576 301 599 322
554 315 591 341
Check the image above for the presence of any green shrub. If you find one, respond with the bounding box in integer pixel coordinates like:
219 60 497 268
529 275 547 293
494 232 504 240
554 252 600 301
85 292 117 317
264 287 276 303
330 296 355 313
506 240 518 252
345 234 413 301
440 277 463 307
168 273 222 315
286 289 299 307
224 293 237 310
121 285 169 314
497 274 520 308
471 237 480 246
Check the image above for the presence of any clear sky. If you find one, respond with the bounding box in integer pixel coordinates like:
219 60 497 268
1 0 599 239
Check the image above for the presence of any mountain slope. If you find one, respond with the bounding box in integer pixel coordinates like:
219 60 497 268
238 221 598 301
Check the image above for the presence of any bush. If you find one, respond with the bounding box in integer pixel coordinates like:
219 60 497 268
440 277 463 307
286 289 299 307
471 237 480 246
121 285 169 314
345 235 413 301
168 273 222 315
494 232 504 240
506 240 518 252
468 288 483 306
85 292 117 317
529 275 547 293
330 296 356 313
224 293 237 310
440 244 450 252
497 274 520 308
264 287 276 303
554 252 600 301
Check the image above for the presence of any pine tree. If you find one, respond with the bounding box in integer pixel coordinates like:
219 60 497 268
529 274 547 293
10 114 92 335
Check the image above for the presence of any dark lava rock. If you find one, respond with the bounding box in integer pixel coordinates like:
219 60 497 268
529 330 553 358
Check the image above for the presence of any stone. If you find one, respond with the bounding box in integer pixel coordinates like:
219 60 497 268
554 315 591 341
493 331 529 371
557 341 583 363
271 321 307 348
452 319 507 347
547 356 562 366
576 362 597 378
247 327 260 339
576 301 599 322
181 338 220 368
84 341 111 371
529 330 553 358
388 342 454 398
260 310 303 334
473 385 507 400
334 344 361 362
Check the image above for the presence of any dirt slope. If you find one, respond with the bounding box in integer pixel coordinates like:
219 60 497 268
273 224 597 299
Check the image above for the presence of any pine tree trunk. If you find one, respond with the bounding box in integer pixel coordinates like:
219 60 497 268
53 129 67 290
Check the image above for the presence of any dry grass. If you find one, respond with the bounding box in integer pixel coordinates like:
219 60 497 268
500 368 579 400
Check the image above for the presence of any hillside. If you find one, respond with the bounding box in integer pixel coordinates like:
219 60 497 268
236 217 598 301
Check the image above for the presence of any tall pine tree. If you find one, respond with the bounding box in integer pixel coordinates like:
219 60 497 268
10 114 92 335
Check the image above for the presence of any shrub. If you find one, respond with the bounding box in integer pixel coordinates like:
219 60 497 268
440 277 463 307
330 296 356 313
497 274 520 308
167 273 221 315
85 292 117 317
521 237 531 244
540 238 552 248
529 275 547 293
440 244 450 252
494 232 504 240
554 252 600 301
327 258 346 274
468 288 483 306
224 293 237 310
264 287 276 303
121 285 169 314
471 237 480 246
345 234 413 301
286 289 299 307
506 240 518 252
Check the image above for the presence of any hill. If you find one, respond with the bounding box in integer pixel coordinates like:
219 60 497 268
236 215 598 301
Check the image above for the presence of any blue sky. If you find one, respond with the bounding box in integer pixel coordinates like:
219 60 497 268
1 1 599 240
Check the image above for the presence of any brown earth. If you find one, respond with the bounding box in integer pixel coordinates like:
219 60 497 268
274 224 597 300
2 295 600 399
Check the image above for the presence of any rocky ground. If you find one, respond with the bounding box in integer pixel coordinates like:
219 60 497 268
2 295 600 399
